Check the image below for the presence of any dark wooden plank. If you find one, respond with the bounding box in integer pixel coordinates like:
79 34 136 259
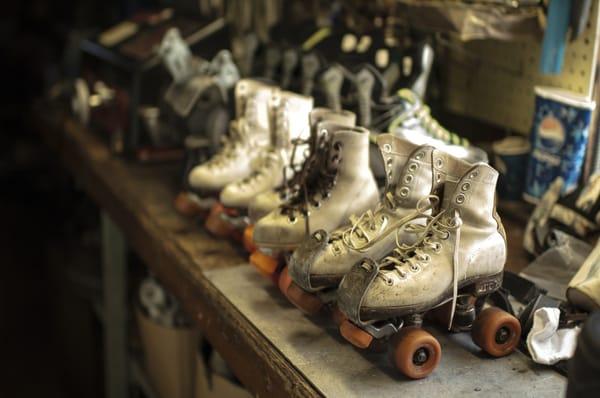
35 106 322 398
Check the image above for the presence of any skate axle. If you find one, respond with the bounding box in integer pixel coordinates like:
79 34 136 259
413 348 429 366
495 326 511 344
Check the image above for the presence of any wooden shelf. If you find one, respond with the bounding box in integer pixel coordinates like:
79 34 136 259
36 105 565 397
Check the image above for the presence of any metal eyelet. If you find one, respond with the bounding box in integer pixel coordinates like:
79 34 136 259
333 141 343 151
435 158 443 168
387 172 393 180
443 231 450 239
313 201 322 209
288 216 297 224
404 174 414 184
423 254 431 262
331 154 340 163
408 162 419 172
470 171 479 179
386 158 393 167
434 242 442 252
386 278 394 286
456 193 465 204
410 264 420 272
415 152 424 160
399 187 410 197
383 143 391 153
461 182 471 191
436 173 442 182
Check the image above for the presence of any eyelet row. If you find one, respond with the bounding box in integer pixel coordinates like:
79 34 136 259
455 175 475 204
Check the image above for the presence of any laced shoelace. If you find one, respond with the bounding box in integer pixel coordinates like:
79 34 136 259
206 96 262 169
231 150 281 190
334 194 440 253
378 208 464 330
279 134 340 234
204 131 246 169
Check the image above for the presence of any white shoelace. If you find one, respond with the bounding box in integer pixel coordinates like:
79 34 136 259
335 194 439 253
379 208 463 330
233 150 283 190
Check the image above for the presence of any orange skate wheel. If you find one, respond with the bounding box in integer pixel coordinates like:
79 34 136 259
278 266 293 297
391 327 441 379
204 203 233 238
330 305 347 326
174 192 205 218
286 282 323 315
249 251 279 277
471 307 521 357
339 320 373 349
243 225 256 253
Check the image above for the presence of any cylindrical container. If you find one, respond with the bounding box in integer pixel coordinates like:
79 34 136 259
493 136 531 200
524 86 595 203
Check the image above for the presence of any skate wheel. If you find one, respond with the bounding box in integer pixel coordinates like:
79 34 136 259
331 305 347 327
286 282 323 315
204 203 233 238
249 251 279 277
278 266 293 296
243 225 256 253
174 192 205 218
471 307 521 357
339 320 373 349
391 327 441 379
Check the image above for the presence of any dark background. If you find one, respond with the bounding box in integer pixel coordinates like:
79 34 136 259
0 1 162 396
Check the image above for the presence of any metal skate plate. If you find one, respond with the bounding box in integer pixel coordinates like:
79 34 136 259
206 264 566 397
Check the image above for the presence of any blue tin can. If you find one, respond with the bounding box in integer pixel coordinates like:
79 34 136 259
524 87 595 203
493 136 530 201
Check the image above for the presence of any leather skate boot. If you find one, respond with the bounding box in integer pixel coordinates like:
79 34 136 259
250 124 379 280
337 163 521 379
242 108 357 252
205 90 314 241
176 80 273 218
284 135 473 315
387 89 488 159
281 134 439 313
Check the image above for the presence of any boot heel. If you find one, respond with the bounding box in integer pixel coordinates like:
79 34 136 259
471 272 503 297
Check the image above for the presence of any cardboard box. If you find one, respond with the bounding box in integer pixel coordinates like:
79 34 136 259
194 348 252 398
136 309 199 398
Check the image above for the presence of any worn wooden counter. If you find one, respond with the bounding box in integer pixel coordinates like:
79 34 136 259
37 108 564 397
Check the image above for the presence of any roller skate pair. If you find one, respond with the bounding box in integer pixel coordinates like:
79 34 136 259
204 90 314 242
332 161 520 379
281 135 472 315
242 107 358 253
249 119 380 282
174 79 273 218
